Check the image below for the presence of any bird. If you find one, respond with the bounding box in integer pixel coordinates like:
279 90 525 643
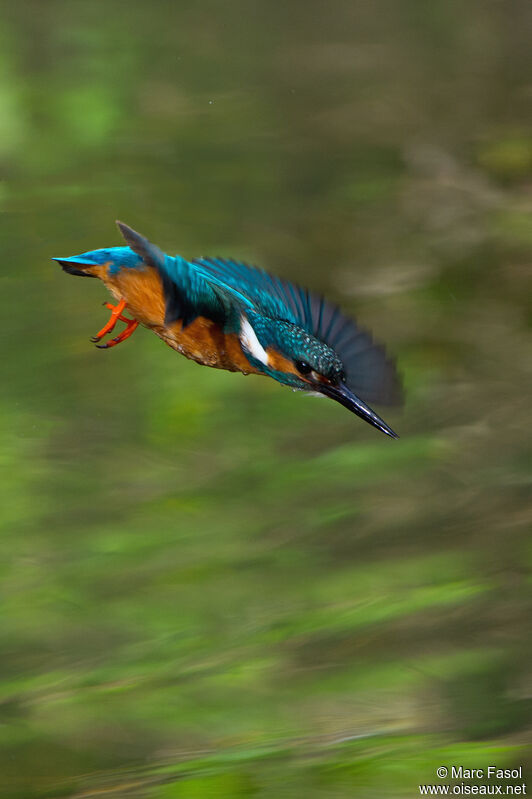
53 221 402 438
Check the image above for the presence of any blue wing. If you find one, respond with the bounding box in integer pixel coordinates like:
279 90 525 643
191 256 315 328
117 221 229 326
116 223 401 407
191 257 402 406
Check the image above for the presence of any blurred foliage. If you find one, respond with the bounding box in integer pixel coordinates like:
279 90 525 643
0 0 531 797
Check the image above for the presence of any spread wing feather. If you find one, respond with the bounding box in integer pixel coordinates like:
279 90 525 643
191 256 402 406
116 224 401 407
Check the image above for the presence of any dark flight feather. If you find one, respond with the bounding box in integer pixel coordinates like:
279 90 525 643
116 221 166 270
114 224 400 406
117 221 206 328
192 256 402 406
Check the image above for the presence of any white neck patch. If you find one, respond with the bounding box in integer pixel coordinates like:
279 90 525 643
239 315 269 366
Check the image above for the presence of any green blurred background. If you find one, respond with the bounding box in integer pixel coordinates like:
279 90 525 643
1 1 531 796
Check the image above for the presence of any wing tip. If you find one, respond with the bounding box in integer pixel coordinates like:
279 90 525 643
115 220 166 269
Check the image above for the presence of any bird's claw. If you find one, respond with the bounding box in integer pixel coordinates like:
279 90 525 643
91 299 139 349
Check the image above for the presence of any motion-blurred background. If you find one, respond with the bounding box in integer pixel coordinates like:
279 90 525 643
1 1 531 796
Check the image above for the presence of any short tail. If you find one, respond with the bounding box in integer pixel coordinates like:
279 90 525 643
52 258 99 278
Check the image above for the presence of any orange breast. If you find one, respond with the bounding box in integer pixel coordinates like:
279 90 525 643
100 264 259 374
161 318 260 373
102 264 166 327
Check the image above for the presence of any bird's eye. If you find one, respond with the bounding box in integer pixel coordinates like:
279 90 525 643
294 360 312 375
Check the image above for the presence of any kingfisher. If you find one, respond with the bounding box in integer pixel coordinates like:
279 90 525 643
53 222 401 438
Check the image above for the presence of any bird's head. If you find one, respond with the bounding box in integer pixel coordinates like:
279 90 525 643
239 311 400 439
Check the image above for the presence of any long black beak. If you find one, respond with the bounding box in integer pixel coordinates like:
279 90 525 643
321 382 399 439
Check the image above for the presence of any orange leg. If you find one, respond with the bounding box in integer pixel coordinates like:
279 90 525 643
90 299 127 342
91 299 139 349
95 317 139 349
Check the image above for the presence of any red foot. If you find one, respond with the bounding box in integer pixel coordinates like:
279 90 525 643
91 300 139 349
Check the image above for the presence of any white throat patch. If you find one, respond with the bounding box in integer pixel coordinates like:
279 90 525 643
239 316 269 366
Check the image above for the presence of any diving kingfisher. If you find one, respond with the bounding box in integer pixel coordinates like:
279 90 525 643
53 222 402 438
